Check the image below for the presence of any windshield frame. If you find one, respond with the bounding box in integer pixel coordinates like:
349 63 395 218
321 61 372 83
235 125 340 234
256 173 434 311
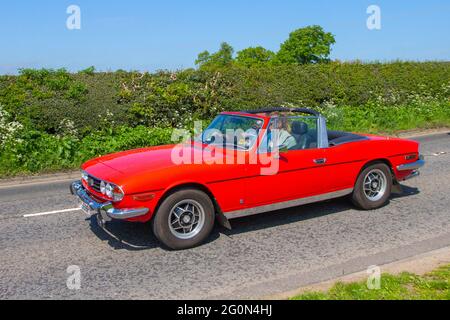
200 114 267 151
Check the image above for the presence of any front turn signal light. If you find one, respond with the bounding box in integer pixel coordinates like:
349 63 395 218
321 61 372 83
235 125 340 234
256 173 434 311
133 193 156 202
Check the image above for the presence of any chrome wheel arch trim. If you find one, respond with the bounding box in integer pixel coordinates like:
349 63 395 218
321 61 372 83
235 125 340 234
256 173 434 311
224 188 353 220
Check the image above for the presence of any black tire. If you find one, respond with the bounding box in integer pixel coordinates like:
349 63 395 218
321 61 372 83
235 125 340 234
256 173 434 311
352 163 392 210
152 189 215 250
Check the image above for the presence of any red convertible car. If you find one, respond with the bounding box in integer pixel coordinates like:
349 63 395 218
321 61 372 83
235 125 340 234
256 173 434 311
71 107 425 249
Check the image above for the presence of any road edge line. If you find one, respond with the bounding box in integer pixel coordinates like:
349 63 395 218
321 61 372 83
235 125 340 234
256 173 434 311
23 208 81 218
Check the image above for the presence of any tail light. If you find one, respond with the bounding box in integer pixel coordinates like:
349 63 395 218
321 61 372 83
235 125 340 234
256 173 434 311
405 154 418 160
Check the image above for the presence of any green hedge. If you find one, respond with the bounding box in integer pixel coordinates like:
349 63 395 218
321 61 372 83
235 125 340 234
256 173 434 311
0 126 173 176
0 62 448 135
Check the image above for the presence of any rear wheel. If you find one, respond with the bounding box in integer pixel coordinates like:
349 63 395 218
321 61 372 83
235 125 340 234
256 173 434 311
352 163 392 210
152 189 215 250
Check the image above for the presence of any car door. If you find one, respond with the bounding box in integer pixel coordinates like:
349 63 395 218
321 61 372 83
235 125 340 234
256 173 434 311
320 142 367 193
244 116 328 207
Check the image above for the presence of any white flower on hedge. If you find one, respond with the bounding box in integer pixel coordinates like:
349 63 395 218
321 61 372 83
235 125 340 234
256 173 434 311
97 109 115 127
0 104 23 147
443 82 450 93
58 119 78 137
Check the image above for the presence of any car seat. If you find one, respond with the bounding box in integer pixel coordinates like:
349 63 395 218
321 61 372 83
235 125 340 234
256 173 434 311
291 121 312 150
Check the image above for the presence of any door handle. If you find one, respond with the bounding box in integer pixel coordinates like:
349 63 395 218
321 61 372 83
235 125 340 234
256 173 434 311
314 158 327 165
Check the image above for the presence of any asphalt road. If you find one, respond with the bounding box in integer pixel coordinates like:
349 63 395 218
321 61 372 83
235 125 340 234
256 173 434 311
0 132 449 300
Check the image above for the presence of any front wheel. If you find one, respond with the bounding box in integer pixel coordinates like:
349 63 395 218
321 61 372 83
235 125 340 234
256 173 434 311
352 163 392 210
152 189 215 250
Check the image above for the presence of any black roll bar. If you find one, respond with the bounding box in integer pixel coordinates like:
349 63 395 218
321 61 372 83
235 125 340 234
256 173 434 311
242 107 321 117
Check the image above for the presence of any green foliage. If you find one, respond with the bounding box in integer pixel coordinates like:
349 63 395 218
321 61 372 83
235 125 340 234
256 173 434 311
292 265 450 300
195 25 335 67
0 130 79 173
317 100 450 134
0 68 98 133
236 46 275 67
275 25 336 64
195 42 235 69
0 104 23 147
225 62 450 109
117 69 234 128
79 66 96 75
1 62 448 136
66 82 88 100
0 126 173 176
77 126 173 161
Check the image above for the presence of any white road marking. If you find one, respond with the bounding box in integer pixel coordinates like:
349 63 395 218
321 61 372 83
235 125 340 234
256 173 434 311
23 208 81 218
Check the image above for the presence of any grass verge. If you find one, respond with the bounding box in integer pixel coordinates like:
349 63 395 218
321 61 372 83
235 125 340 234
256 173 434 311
291 264 450 300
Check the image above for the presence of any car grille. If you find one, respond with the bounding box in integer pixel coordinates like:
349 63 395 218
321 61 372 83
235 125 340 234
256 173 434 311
87 175 102 193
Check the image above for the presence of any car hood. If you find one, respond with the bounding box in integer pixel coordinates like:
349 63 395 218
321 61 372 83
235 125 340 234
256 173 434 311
81 143 228 187
83 144 180 177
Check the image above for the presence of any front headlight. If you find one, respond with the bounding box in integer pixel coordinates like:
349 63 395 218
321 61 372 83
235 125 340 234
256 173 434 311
105 183 114 198
100 181 106 195
106 183 124 202
82 171 124 202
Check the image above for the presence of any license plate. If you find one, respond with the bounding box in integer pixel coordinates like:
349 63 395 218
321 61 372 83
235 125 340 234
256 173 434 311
80 202 95 217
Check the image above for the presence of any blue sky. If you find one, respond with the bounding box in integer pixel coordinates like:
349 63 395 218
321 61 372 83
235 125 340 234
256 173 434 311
0 0 449 74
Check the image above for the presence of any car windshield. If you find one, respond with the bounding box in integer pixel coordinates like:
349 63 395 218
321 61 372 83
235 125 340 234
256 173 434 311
199 115 264 150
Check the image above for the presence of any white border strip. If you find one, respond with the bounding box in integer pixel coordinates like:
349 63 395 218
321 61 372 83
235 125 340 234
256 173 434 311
24 208 81 218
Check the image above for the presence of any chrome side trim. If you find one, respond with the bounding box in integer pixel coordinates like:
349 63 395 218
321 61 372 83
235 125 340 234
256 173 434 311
70 181 149 220
397 159 425 171
224 188 354 220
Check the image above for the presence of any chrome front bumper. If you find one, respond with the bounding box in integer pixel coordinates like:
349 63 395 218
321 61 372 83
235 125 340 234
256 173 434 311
70 181 149 221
